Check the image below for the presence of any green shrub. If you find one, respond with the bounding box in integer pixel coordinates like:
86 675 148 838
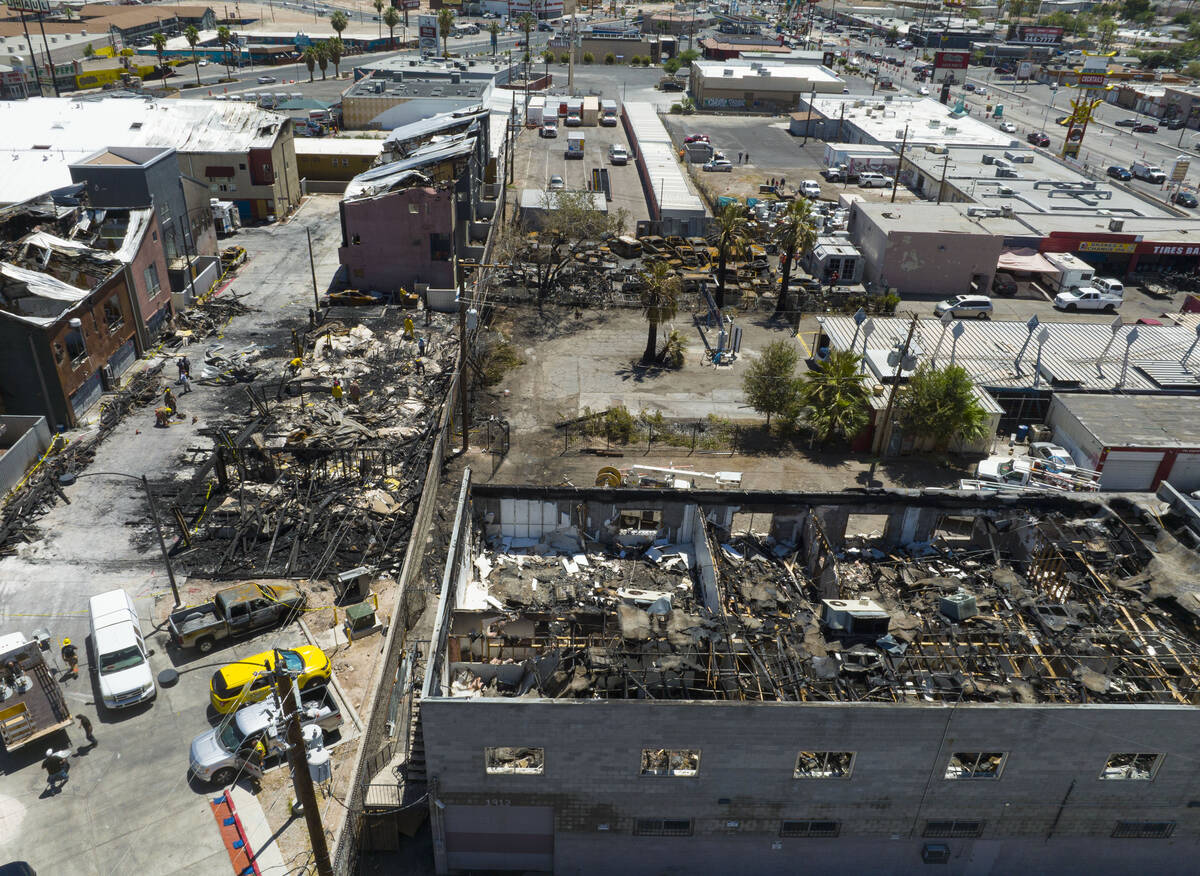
583 52 594 64
604 52 615 65
669 102 683 114
603 405 635 443
542 50 554 63
558 52 570 63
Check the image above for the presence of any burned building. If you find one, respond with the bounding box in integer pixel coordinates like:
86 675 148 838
0 195 169 427
337 108 498 299
385 482 1200 874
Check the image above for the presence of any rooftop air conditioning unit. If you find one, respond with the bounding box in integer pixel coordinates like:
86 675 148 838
896 129 905 138
723 68 734 76
945 126 958 135
1000 205 1015 218
998 187 1014 196
982 154 994 164
1109 218 1125 231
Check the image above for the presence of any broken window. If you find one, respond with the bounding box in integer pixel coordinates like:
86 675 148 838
619 510 662 531
794 751 854 779
484 747 544 775
102 295 123 332
53 342 65 364
408 203 420 214
64 327 87 364
1112 821 1174 839
640 749 700 777
923 820 983 838
634 818 692 837
944 752 1005 780
780 820 839 838
1100 753 1162 780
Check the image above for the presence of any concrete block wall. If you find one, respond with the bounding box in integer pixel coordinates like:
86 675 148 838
421 698 1200 875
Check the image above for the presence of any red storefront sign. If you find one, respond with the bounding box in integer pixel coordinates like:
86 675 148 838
1042 232 1200 258
1014 25 1063 44
934 51 969 70
1077 73 1107 87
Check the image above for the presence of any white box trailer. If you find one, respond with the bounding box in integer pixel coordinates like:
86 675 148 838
1042 251 1096 293
527 95 545 126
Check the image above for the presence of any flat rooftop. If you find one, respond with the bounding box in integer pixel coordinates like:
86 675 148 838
812 96 1017 148
853 201 1034 238
693 60 842 86
440 489 1200 705
1052 394 1200 449
904 145 1177 219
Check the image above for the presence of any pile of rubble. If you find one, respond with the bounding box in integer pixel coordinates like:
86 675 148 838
166 308 457 581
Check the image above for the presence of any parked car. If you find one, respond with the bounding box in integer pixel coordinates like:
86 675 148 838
703 158 733 172
998 121 1016 133
1171 191 1199 208
934 294 993 318
1166 118 1187 130
190 687 343 786
799 179 822 198
608 144 629 165
256 76 277 84
1106 165 1133 181
1092 277 1124 296
1131 161 1166 183
1028 442 1077 472
168 582 305 654
209 645 331 714
964 82 976 92
1054 287 1123 312
684 133 709 143
1115 118 1139 127
991 272 1018 297
918 86 929 95
1027 131 1050 147
548 175 565 190
1134 123 1159 133
858 172 894 188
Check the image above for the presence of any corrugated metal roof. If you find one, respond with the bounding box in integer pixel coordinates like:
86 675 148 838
0 96 287 206
624 102 706 220
819 315 1200 393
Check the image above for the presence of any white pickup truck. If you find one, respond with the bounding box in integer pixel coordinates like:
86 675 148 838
1053 287 1123 312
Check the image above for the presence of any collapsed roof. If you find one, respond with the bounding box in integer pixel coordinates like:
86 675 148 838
440 494 1200 706
0 199 153 326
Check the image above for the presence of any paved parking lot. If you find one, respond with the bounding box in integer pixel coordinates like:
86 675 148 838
511 118 649 229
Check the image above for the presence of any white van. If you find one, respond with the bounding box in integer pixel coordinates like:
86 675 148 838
1093 277 1124 296
89 588 156 709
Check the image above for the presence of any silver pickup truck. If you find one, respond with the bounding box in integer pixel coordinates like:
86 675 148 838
189 686 342 786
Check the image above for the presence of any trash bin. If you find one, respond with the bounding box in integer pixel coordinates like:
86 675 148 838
1016 424 1030 443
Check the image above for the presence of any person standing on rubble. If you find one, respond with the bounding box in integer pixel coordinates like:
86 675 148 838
164 387 178 417
403 316 415 340
331 378 344 406
348 381 361 404
414 356 425 376
417 336 427 357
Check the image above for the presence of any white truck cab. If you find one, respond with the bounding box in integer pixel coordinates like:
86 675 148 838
89 588 155 709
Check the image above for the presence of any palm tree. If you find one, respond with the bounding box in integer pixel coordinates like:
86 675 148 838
329 37 344 78
796 350 869 444
639 260 681 365
216 25 233 79
316 41 330 80
302 45 317 82
150 32 167 82
330 10 348 41
184 25 201 87
773 198 819 317
711 202 750 308
383 6 401 49
897 363 989 452
373 0 384 37
488 20 500 59
438 7 455 58
517 12 536 67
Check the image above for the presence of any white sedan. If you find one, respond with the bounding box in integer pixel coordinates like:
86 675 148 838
799 179 821 198
1028 442 1076 472
999 121 1016 133
703 159 733 172
918 86 929 95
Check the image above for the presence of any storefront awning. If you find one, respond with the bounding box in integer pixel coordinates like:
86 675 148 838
998 247 1058 274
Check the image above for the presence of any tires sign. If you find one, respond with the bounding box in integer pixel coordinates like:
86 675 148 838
1013 25 1063 44
935 51 969 70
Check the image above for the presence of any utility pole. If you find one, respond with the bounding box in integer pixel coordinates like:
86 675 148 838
458 295 470 452
892 124 908 203
141 475 181 608
17 7 44 97
872 313 919 456
273 654 333 876
936 153 951 204
802 85 816 146
306 226 320 311
567 13 575 94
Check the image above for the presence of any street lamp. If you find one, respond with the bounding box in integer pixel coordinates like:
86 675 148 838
57 470 181 607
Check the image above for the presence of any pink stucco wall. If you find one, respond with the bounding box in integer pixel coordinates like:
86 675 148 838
338 186 455 294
